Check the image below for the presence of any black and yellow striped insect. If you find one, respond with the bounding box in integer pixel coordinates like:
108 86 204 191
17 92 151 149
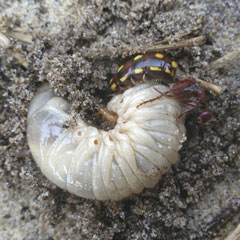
109 52 178 94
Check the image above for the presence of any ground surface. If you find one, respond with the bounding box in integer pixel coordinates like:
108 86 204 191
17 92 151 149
0 0 239 239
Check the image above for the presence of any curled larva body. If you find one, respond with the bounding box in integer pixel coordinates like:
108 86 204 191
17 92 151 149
27 83 186 200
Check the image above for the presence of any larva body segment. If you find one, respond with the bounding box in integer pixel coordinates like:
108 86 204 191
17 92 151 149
27 83 186 200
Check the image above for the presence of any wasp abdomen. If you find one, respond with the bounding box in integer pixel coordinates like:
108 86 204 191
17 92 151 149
110 53 178 93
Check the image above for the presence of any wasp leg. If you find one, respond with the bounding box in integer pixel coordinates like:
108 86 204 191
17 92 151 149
177 100 198 119
137 87 170 108
198 110 212 123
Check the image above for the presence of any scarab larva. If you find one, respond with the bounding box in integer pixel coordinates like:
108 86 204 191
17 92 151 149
27 52 210 201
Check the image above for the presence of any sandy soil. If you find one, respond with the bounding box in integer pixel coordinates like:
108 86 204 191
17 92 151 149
0 0 239 239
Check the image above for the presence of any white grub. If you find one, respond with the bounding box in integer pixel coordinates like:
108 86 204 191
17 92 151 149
27 83 186 201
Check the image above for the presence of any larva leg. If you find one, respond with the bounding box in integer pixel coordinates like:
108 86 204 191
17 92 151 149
97 108 118 123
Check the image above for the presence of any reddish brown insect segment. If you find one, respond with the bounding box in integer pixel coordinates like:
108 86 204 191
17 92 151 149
109 53 178 94
137 77 212 122
168 78 212 121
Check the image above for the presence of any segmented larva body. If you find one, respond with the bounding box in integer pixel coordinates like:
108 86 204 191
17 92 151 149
27 83 186 200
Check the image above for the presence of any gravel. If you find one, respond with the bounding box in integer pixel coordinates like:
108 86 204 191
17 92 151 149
0 0 239 239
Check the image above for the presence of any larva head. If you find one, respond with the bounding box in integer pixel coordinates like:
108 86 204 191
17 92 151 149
109 53 178 94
